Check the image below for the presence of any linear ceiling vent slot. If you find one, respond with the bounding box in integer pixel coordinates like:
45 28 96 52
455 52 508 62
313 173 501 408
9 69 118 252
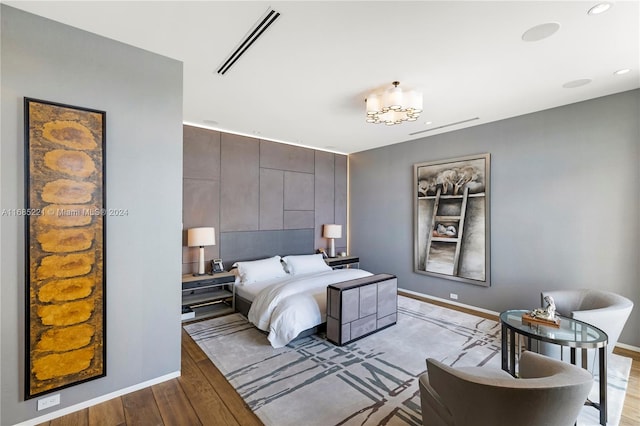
217 8 281 75
409 117 480 136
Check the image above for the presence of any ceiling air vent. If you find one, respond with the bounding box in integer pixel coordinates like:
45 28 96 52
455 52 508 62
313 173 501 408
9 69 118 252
217 8 281 75
409 117 480 136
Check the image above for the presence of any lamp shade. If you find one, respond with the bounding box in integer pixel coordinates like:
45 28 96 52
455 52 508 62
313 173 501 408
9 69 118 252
187 227 215 247
365 81 422 125
385 84 403 110
366 93 381 115
323 224 342 239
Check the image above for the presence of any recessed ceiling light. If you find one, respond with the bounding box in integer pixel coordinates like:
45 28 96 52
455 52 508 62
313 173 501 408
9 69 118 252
614 68 631 75
522 22 560 42
588 2 611 15
425 121 433 125
562 78 592 89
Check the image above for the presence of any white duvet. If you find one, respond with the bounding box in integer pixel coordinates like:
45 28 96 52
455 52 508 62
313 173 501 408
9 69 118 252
247 269 372 348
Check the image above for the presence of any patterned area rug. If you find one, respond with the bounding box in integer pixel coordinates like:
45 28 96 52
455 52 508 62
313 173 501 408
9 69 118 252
184 296 631 426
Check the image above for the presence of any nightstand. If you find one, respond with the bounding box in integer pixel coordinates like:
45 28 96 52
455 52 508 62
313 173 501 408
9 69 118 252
325 255 359 269
181 271 235 321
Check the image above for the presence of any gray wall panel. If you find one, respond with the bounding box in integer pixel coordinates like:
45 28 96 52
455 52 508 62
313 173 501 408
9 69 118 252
284 171 314 210
284 210 314 229
182 178 220 270
260 139 314 173
259 168 284 230
350 89 640 347
334 154 348 253
184 128 347 274
183 126 220 180
220 133 260 231
183 179 220 231
1 6 183 424
183 126 222 273
314 151 335 250
220 229 314 268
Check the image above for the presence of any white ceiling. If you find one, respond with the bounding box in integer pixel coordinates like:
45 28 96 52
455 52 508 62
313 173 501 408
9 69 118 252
6 1 640 154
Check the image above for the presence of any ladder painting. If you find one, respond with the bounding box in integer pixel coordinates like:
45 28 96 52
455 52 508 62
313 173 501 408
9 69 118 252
424 187 470 276
414 153 489 285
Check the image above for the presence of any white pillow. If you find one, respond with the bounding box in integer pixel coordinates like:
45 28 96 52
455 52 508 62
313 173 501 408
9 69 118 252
282 254 332 276
232 256 287 286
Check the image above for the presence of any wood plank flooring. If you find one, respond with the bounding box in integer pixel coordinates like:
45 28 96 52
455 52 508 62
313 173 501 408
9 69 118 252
617 347 640 426
39 329 260 426
37 301 640 426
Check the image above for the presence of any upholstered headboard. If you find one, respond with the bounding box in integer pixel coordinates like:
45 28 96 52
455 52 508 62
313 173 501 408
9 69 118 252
219 229 314 270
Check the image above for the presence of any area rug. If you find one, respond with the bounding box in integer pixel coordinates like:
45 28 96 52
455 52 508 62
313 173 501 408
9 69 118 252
184 296 631 426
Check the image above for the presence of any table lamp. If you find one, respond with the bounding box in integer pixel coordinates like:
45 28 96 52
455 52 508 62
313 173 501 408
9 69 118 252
323 224 342 258
187 227 215 275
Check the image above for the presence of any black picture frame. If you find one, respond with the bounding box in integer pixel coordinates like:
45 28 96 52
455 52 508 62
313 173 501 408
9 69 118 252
24 98 107 399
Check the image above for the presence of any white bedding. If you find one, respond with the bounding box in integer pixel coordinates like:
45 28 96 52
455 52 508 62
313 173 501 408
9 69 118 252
247 268 372 348
235 277 282 302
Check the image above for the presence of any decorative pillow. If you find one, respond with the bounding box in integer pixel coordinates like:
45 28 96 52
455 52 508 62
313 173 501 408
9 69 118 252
232 256 287 286
282 254 332 276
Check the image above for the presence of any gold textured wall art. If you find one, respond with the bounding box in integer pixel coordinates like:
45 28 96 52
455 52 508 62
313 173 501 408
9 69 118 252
24 98 106 399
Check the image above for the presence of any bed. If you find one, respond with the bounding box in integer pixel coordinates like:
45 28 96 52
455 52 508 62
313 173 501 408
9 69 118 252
232 254 373 348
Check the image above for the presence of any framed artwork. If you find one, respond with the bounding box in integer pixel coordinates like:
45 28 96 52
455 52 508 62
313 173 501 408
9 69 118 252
414 153 490 286
24 98 106 399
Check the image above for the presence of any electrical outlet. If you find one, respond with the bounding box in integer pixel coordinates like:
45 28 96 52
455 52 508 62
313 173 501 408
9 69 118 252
37 394 60 411
449 293 458 300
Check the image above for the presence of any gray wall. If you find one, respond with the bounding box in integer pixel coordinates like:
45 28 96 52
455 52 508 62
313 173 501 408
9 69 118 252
183 125 348 273
1 6 183 424
350 90 640 348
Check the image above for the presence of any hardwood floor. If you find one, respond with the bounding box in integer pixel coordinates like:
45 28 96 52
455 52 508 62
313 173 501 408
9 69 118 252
37 329 261 426
616 347 640 426
38 308 640 426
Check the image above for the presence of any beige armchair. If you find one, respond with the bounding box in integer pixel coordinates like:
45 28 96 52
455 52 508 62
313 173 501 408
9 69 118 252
419 351 593 426
540 289 633 371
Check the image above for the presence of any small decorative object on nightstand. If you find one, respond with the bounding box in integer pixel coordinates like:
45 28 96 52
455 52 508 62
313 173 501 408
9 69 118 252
325 255 359 269
181 271 235 321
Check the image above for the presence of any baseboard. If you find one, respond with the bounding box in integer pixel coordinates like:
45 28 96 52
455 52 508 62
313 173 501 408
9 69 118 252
614 342 640 359
615 342 640 352
398 287 640 355
14 371 181 426
399 287 500 318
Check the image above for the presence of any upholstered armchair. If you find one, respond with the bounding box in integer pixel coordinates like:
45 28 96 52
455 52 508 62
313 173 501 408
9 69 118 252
419 351 593 426
540 289 633 371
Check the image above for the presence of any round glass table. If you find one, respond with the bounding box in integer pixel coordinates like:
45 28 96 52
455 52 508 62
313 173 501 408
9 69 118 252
500 310 608 425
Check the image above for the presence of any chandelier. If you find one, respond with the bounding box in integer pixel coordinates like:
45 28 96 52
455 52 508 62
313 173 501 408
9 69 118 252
365 81 423 125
